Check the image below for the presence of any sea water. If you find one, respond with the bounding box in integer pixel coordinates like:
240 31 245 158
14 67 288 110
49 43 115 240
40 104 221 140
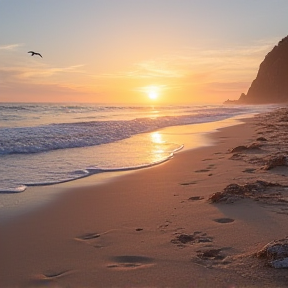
0 103 275 194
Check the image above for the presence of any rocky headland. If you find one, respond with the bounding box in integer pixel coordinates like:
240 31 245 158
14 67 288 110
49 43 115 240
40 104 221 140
226 35 288 104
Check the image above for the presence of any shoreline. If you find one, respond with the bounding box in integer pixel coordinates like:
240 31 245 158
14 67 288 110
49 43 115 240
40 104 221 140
0 113 253 223
1 109 288 287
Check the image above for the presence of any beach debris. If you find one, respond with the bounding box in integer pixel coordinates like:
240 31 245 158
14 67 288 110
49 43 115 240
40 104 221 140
208 180 283 203
188 196 204 201
171 231 213 246
242 168 256 173
257 137 267 141
256 237 288 268
230 109 288 173
229 153 244 160
230 145 248 153
248 142 263 149
262 155 287 170
197 248 225 260
230 142 262 153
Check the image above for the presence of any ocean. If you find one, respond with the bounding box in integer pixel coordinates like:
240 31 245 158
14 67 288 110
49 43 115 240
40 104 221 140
0 103 274 195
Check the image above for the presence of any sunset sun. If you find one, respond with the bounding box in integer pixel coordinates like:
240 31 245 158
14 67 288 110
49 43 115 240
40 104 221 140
144 86 161 101
148 90 158 100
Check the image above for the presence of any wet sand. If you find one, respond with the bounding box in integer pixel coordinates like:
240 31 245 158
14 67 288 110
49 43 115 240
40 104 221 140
1 108 288 288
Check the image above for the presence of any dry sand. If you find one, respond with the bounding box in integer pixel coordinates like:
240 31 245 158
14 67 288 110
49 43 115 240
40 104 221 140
1 108 288 288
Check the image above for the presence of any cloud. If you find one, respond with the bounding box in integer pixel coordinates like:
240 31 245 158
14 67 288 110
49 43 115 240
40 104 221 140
205 81 251 92
0 43 24 50
18 64 86 79
98 62 183 79
0 62 90 101
0 63 86 82
95 39 274 84
0 79 94 103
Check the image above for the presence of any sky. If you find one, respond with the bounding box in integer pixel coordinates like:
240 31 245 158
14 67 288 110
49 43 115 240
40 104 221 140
1 0 288 105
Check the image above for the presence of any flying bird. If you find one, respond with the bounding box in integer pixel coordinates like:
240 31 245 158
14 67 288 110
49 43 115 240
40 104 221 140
28 51 43 58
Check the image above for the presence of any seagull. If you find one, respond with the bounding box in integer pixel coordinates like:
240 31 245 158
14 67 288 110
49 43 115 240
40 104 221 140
28 51 43 58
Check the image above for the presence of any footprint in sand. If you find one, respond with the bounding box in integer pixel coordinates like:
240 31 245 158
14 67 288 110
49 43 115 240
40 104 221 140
195 169 210 173
192 247 232 268
42 270 71 278
158 220 172 231
107 255 155 270
213 218 235 224
75 232 108 248
171 231 213 247
195 164 215 173
188 196 204 201
180 181 198 186
76 232 101 241
197 248 225 260
30 270 72 285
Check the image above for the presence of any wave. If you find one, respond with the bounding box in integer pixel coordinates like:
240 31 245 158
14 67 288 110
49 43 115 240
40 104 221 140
0 185 27 193
0 103 273 194
0 145 183 193
0 107 252 156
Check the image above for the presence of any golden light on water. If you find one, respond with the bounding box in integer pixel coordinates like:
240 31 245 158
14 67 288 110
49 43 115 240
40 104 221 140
151 131 165 144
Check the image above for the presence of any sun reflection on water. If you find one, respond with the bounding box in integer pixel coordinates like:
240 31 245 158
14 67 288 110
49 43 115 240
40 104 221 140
151 131 165 144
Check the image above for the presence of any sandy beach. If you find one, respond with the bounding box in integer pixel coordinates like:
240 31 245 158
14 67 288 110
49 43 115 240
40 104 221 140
1 108 288 288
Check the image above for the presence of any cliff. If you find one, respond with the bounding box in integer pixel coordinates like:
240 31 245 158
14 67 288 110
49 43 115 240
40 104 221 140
228 35 288 104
